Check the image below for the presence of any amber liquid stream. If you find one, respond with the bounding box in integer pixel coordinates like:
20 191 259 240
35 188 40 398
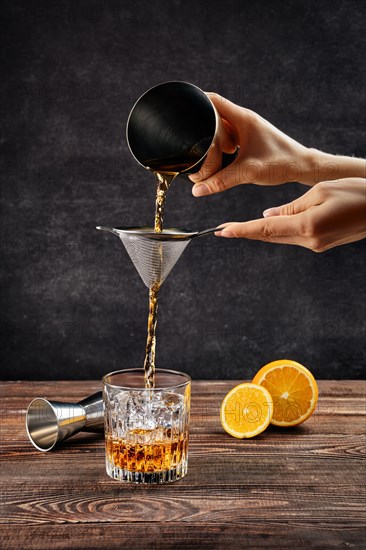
143 152 202 389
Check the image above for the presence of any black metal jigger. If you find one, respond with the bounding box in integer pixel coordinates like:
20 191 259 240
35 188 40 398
126 81 236 174
26 392 104 451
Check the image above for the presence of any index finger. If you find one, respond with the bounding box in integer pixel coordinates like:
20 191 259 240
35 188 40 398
206 93 246 120
217 215 304 244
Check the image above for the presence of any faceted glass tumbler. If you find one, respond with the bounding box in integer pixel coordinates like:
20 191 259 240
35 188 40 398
103 368 191 484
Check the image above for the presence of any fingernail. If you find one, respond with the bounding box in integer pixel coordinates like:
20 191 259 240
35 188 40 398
189 173 200 182
263 206 281 217
214 231 222 237
220 229 235 238
192 183 209 197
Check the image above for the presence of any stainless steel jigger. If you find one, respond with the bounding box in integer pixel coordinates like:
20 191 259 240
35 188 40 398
26 392 104 451
126 81 237 174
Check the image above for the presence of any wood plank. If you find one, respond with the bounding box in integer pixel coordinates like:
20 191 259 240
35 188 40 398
0 380 365 549
1 379 365 398
1 454 365 523
1 523 364 550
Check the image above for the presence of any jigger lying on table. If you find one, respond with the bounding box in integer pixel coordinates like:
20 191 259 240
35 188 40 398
26 392 104 451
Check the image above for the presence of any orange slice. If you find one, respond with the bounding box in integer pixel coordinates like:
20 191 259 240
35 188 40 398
220 383 273 438
252 359 318 427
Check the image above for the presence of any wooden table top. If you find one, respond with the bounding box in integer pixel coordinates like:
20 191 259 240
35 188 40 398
0 380 365 549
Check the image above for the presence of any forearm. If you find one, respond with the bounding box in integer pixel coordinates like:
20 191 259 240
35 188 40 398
302 149 366 186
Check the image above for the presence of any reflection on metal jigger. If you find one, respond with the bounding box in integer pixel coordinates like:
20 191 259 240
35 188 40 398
26 392 104 452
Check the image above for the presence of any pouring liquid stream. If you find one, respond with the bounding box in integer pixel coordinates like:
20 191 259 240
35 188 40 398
143 150 203 389
143 170 176 389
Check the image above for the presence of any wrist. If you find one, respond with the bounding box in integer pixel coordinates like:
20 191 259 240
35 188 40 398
303 148 366 185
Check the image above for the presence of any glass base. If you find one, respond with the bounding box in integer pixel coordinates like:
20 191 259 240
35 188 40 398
106 458 188 484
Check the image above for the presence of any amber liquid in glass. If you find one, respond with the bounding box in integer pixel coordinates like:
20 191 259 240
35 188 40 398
106 429 189 473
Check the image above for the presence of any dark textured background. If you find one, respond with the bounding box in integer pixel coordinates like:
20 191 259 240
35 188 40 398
1 0 365 381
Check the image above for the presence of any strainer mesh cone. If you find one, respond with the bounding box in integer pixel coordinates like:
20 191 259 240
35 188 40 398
118 233 190 288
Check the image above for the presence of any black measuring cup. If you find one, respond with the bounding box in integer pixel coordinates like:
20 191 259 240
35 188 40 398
126 81 237 175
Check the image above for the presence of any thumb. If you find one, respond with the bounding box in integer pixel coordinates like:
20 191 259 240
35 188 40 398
263 185 321 218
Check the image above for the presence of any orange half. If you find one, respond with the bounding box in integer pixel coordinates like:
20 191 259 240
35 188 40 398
252 359 318 427
220 383 273 438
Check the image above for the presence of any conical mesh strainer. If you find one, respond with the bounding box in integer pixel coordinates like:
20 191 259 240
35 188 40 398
97 226 219 288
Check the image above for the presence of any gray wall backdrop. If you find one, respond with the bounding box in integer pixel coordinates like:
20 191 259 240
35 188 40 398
1 0 365 380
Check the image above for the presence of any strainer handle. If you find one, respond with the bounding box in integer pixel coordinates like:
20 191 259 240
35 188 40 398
195 226 221 238
96 226 120 236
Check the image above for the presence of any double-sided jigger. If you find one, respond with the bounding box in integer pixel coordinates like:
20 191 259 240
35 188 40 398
26 392 104 451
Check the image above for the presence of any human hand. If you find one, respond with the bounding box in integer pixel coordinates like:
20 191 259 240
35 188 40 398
190 93 366 197
190 93 311 196
215 178 366 252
